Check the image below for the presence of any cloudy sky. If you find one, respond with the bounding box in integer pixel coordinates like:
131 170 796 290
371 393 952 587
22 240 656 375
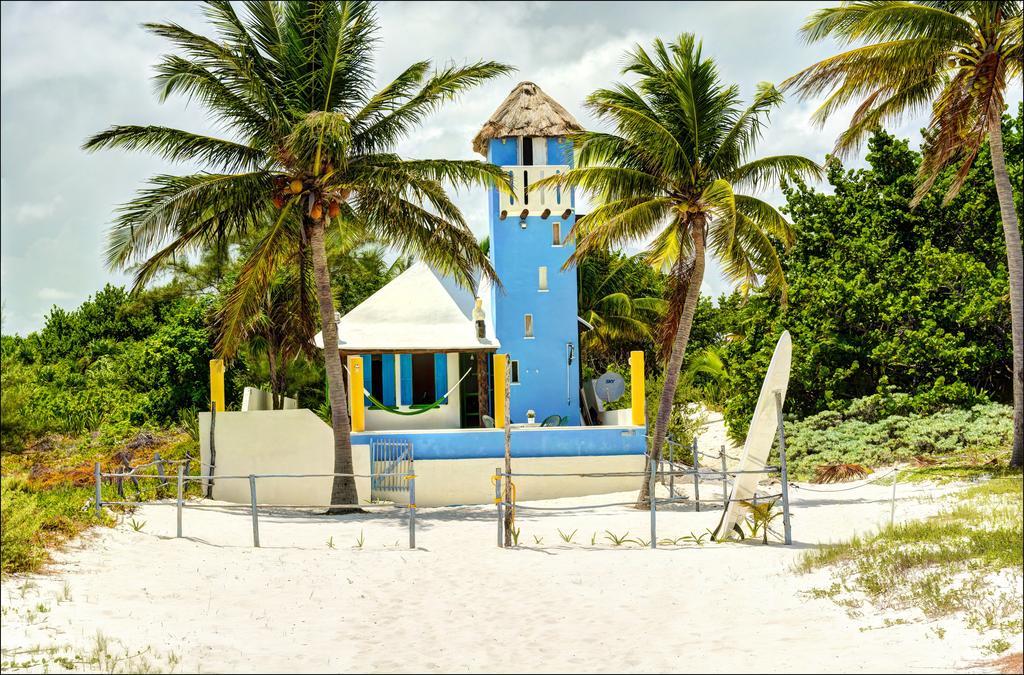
2 1 1015 336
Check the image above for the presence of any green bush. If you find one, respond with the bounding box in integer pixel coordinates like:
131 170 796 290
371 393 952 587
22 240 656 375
0 478 107 575
780 397 1013 479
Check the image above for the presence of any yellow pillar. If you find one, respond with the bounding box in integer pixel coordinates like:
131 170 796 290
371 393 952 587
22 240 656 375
493 353 508 425
209 359 225 412
629 350 645 427
349 356 365 432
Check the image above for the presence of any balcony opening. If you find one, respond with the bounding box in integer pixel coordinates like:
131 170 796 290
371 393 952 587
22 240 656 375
519 136 547 166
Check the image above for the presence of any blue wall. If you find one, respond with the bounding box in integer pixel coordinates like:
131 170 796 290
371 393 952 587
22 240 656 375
354 426 645 460
488 136 581 424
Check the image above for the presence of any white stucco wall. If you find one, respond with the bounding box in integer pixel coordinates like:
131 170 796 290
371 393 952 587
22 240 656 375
361 353 463 431
199 409 370 506
392 454 646 507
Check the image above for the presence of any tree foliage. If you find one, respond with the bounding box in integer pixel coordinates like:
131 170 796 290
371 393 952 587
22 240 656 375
719 110 1021 435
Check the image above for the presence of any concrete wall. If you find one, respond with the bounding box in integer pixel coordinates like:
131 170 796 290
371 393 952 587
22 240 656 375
197 410 647 508
352 424 646 460
199 410 370 506
241 387 297 411
392 454 646 507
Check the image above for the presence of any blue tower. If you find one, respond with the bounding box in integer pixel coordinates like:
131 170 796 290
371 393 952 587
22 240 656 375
473 82 584 424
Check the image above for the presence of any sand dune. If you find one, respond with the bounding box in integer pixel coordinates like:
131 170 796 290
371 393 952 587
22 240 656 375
0 477 999 673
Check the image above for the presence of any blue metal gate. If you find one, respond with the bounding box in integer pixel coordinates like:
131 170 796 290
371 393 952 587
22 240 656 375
370 437 413 495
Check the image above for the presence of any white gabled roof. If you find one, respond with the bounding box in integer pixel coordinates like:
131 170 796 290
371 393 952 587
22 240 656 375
313 262 499 353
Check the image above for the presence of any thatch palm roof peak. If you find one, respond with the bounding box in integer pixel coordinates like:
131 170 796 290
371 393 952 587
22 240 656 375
472 81 582 155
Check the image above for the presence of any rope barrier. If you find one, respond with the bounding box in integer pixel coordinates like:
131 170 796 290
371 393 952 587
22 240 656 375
643 434 741 462
790 469 899 493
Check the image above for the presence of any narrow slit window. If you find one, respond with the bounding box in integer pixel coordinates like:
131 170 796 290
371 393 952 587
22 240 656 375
524 314 534 338
522 136 534 165
538 266 548 291
552 221 561 246
510 360 520 384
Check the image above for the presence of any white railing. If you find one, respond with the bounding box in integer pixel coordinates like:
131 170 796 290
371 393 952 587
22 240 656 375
499 164 570 216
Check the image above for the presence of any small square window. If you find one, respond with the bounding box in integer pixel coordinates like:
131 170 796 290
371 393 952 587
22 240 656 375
538 266 548 291
524 314 534 338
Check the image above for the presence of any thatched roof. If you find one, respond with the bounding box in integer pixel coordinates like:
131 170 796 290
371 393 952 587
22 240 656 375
472 82 583 155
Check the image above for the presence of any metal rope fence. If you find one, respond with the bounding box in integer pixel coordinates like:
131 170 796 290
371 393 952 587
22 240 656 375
93 464 418 549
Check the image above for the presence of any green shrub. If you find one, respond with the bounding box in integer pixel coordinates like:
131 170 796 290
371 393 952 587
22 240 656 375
0 478 43 573
779 398 1013 479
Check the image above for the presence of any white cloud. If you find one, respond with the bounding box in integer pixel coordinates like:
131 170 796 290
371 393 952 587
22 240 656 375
1 1 1019 337
15 196 63 224
37 287 75 301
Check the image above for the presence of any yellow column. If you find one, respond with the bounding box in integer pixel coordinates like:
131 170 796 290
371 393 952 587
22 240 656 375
349 356 365 432
209 359 225 412
493 353 508 425
629 350 645 427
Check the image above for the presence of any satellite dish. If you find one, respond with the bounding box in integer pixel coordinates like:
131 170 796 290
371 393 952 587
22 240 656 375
594 372 625 403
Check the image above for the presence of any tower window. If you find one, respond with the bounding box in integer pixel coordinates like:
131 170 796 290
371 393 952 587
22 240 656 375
524 314 534 338
552 222 561 246
510 360 520 384
538 266 548 291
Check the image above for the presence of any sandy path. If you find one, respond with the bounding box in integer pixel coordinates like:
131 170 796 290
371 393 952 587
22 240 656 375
0 477 997 673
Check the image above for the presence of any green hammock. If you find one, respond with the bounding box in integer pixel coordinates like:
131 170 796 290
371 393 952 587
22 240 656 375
357 368 473 416
364 391 443 416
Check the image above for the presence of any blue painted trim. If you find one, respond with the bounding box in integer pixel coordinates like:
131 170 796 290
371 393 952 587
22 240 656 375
381 354 395 407
400 354 412 404
361 353 372 406
352 426 646 460
433 353 447 404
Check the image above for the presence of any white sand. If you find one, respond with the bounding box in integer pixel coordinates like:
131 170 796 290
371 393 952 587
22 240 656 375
0 477 1007 673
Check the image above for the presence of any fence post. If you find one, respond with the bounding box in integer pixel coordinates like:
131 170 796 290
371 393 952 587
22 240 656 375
155 452 167 499
94 462 102 517
890 471 898 527
649 454 657 549
691 438 701 512
408 474 416 550
495 468 503 548
720 446 728 511
774 391 793 545
207 404 217 499
669 456 675 499
176 464 184 538
249 475 260 548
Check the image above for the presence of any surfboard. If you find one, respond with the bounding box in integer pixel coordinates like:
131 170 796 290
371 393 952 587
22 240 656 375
713 330 792 542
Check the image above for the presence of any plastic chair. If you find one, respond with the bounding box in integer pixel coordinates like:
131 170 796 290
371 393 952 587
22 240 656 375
540 414 562 427
482 415 495 428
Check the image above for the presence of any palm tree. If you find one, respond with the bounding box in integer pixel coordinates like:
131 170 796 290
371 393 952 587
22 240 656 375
539 35 821 508
216 265 317 410
84 1 512 510
578 251 667 366
782 1 1023 468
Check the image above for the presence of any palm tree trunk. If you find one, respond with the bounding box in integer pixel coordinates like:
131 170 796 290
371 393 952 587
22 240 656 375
988 117 1024 468
267 346 282 410
308 217 360 511
636 218 706 509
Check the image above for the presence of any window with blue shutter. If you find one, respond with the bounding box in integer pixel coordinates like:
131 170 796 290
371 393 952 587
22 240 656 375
361 353 373 406
400 354 413 405
381 354 396 406
434 353 448 404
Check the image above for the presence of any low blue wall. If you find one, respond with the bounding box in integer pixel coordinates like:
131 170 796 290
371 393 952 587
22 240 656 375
353 426 646 460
